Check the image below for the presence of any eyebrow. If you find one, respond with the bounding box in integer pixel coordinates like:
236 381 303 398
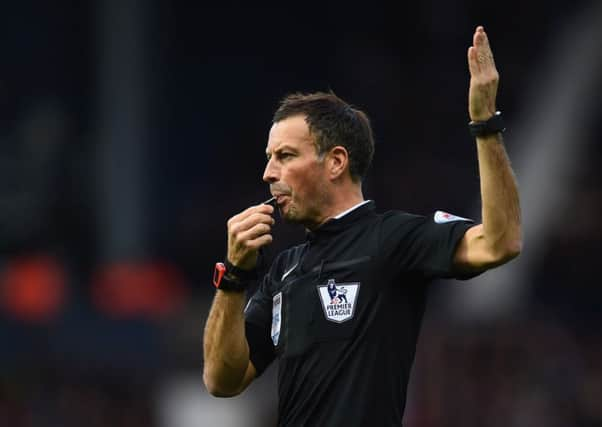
266 144 297 159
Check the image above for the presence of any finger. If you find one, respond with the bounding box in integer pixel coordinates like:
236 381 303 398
474 27 495 61
471 31 485 72
467 46 480 76
231 212 275 234
246 234 273 250
478 26 492 51
238 222 272 244
473 26 487 45
228 204 274 227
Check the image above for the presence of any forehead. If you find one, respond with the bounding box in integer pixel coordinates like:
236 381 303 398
266 115 314 154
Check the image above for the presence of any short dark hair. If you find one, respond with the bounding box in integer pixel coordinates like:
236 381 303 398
272 91 375 182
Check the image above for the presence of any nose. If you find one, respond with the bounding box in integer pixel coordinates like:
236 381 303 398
263 157 278 183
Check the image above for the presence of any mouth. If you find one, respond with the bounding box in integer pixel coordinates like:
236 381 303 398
270 191 290 202
274 194 290 206
270 183 293 208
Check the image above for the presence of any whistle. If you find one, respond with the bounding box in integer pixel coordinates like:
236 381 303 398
263 196 277 206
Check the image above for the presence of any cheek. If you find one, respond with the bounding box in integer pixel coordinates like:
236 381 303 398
286 161 325 200
295 173 323 203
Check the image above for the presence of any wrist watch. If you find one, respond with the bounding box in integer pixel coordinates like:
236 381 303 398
212 260 256 292
468 111 506 137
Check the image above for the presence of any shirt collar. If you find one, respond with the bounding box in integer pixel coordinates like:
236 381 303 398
306 200 376 242
333 200 372 219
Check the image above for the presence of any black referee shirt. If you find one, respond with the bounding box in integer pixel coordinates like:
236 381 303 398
244 201 476 426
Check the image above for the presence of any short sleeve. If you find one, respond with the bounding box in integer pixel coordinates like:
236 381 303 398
244 274 276 377
380 210 476 280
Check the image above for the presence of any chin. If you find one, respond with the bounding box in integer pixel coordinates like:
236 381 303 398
281 204 302 224
282 205 320 229
281 208 298 223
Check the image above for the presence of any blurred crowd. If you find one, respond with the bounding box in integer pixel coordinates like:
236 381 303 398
407 313 602 427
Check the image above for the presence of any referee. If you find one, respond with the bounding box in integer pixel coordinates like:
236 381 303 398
203 26 521 426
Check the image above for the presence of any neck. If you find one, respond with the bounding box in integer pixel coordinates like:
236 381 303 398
309 183 364 230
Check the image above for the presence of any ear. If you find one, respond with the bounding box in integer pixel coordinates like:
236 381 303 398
327 146 349 180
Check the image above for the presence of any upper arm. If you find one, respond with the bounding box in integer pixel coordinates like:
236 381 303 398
453 224 519 274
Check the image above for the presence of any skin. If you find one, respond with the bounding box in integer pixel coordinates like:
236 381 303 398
203 25 522 396
453 26 522 271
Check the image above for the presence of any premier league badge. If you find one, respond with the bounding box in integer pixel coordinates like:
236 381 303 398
317 279 360 323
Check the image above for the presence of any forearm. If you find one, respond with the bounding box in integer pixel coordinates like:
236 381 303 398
203 290 250 395
475 134 522 256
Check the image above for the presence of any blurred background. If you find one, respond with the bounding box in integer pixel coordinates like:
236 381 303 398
0 0 601 426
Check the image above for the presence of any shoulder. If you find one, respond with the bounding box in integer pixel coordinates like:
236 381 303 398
380 209 473 226
378 210 426 230
380 210 424 221
377 209 475 243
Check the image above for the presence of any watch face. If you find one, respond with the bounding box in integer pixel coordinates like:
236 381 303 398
213 262 226 288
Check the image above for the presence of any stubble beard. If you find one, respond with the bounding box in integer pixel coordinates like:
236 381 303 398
281 187 330 230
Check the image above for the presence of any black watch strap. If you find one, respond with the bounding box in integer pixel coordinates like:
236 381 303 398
224 259 257 281
212 261 255 292
468 111 506 137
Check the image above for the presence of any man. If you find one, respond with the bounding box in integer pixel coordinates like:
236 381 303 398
203 26 521 426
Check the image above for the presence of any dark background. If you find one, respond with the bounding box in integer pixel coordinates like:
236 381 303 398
0 1 600 426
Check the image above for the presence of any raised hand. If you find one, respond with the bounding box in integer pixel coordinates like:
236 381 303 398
467 26 499 122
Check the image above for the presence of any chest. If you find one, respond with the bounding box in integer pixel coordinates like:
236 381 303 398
270 233 387 357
